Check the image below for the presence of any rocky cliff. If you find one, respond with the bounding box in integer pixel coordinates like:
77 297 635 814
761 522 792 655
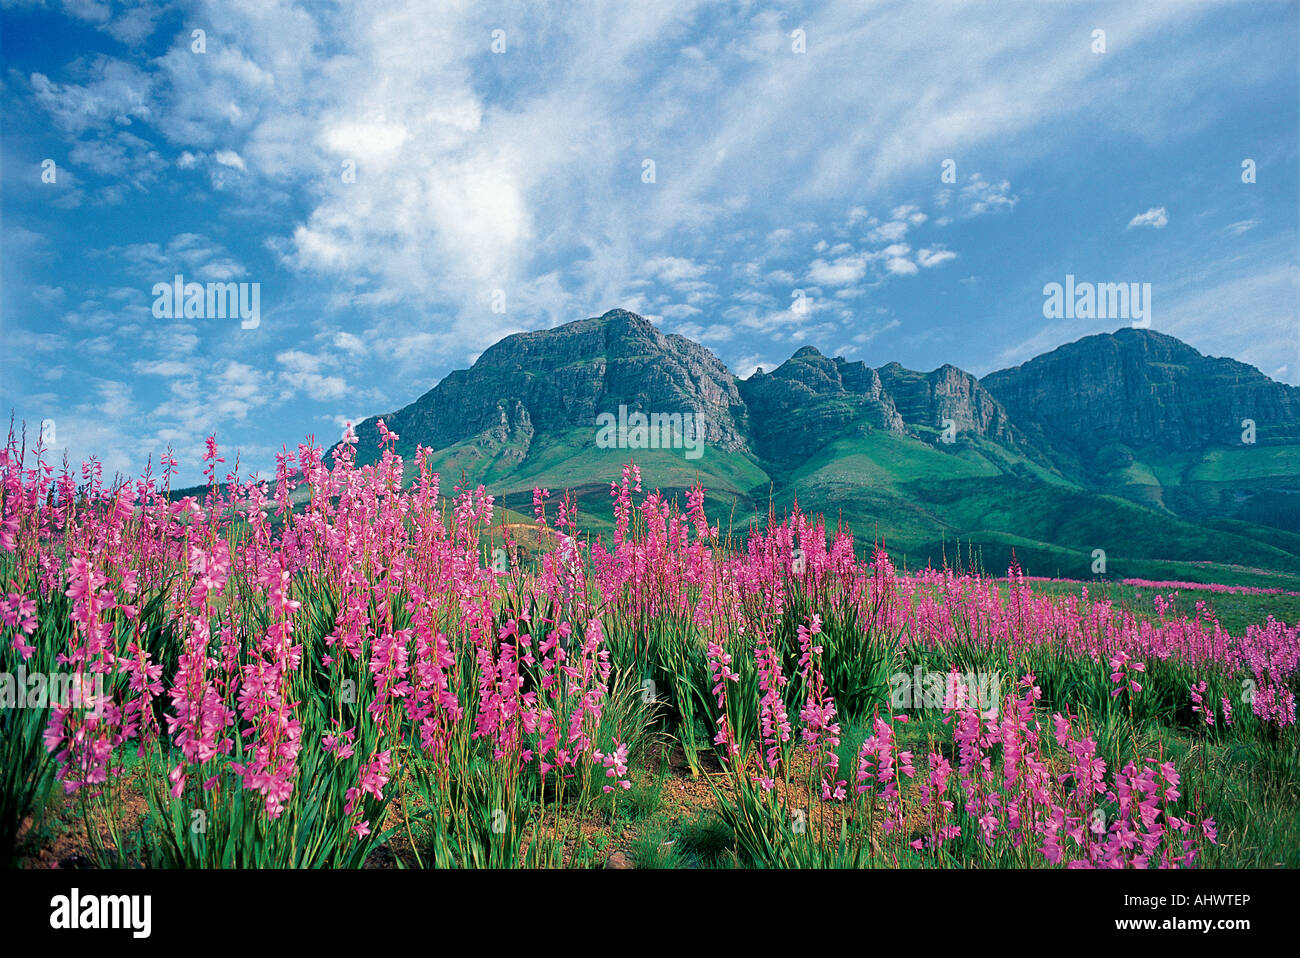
351 309 753 463
877 361 1018 444
345 312 1299 499
737 346 905 467
980 327 1300 471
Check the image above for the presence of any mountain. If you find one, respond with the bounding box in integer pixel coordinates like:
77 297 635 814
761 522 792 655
737 347 904 469
352 309 752 465
342 311 770 521
982 327 1300 459
877 361 1021 446
332 309 1300 586
981 328 1300 528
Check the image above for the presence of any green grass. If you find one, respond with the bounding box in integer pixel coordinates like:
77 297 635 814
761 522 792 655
1023 579 1300 634
1189 445 1300 483
178 413 1300 594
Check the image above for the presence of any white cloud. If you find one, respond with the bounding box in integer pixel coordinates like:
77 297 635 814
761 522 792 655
276 349 349 401
31 285 66 305
134 359 193 378
643 256 712 285
332 331 368 354
891 205 927 226
275 349 325 376
852 319 901 344
108 233 246 282
1127 206 1169 230
213 149 246 171
885 256 918 276
807 254 868 287
660 303 702 320
29 58 153 134
868 220 911 243
960 173 1017 217
917 248 957 268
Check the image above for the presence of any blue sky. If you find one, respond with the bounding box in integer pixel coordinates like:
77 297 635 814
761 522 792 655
2 0 1297 482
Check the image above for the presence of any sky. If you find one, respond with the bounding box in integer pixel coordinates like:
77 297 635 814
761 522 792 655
2 0 1297 483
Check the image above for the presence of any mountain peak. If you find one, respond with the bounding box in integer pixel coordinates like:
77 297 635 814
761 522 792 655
876 360 1018 445
348 306 753 464
346 308 1296 477
982 328 1300 461
738 344 905 466
592 307 657 332
333 310 1298 555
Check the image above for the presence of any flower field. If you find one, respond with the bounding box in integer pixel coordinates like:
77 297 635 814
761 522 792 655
2 423 1297 869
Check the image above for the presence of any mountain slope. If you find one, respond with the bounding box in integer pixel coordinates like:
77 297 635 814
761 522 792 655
330 310 1300 582
340 310 769 523
981 328 1300 528
737 346 904 469
877 361 1019 446
982 327 1300 455
352 309 753 463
